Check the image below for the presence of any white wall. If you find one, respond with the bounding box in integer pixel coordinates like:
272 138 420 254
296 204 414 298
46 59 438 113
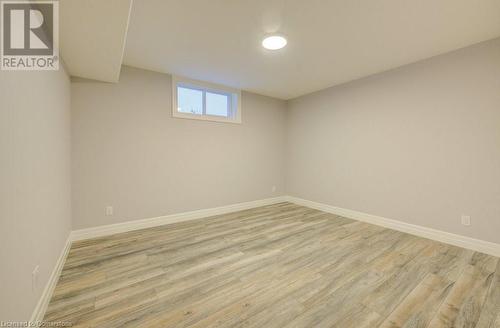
286 38 500 244
71 66 286 229
0 66 72 321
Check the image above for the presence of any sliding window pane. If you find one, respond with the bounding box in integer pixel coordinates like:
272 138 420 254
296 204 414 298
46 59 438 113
206 92 229 117
177 86 203 115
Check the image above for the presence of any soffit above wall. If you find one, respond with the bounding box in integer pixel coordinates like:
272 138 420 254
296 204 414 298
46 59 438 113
60 0 133 83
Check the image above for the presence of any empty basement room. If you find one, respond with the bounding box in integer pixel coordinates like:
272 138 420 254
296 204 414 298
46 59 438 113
2 0 500 327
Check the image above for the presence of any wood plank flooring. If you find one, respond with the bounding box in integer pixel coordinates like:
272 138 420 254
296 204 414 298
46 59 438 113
44 203 500 327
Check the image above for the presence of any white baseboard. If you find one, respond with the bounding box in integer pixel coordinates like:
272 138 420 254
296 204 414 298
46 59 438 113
70 196 288 241
30 235 72 323
286 196 500 257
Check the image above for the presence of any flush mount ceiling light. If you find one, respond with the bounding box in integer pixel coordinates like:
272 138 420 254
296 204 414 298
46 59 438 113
262 35 287 50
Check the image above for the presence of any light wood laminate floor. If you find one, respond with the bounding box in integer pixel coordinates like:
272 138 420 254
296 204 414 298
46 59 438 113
44 203 500 327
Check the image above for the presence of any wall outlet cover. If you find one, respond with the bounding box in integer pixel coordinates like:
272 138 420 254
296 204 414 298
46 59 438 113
32 265 40 292
461 215 471 226
105 206 114 216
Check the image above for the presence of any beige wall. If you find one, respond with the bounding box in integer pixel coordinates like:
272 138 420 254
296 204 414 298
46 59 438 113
71 66 286 229
0 66 72 321
286 38 500 244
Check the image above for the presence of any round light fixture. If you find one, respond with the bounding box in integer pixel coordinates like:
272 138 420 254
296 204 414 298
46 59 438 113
262 35 287 50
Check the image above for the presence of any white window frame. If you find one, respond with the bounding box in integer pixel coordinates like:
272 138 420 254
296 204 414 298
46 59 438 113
172 76 242 124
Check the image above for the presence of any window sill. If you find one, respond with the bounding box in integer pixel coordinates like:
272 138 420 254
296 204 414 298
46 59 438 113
172 111 242 124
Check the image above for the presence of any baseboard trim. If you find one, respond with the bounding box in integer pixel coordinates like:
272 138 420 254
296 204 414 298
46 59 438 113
70 195 500 257
70 196 288 241
30 235 72 323
286 196 500 257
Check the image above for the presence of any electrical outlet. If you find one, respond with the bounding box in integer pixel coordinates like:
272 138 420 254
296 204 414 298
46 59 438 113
271 185 276 193
32 265 40 292
105 206 113 216
461 215 471 226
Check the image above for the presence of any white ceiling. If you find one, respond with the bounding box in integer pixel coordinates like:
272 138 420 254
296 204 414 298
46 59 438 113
122 0 500 99
60 0 132 83
61 1 500 99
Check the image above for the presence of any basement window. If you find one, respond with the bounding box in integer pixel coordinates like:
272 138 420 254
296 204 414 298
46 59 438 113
172 76 241 123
